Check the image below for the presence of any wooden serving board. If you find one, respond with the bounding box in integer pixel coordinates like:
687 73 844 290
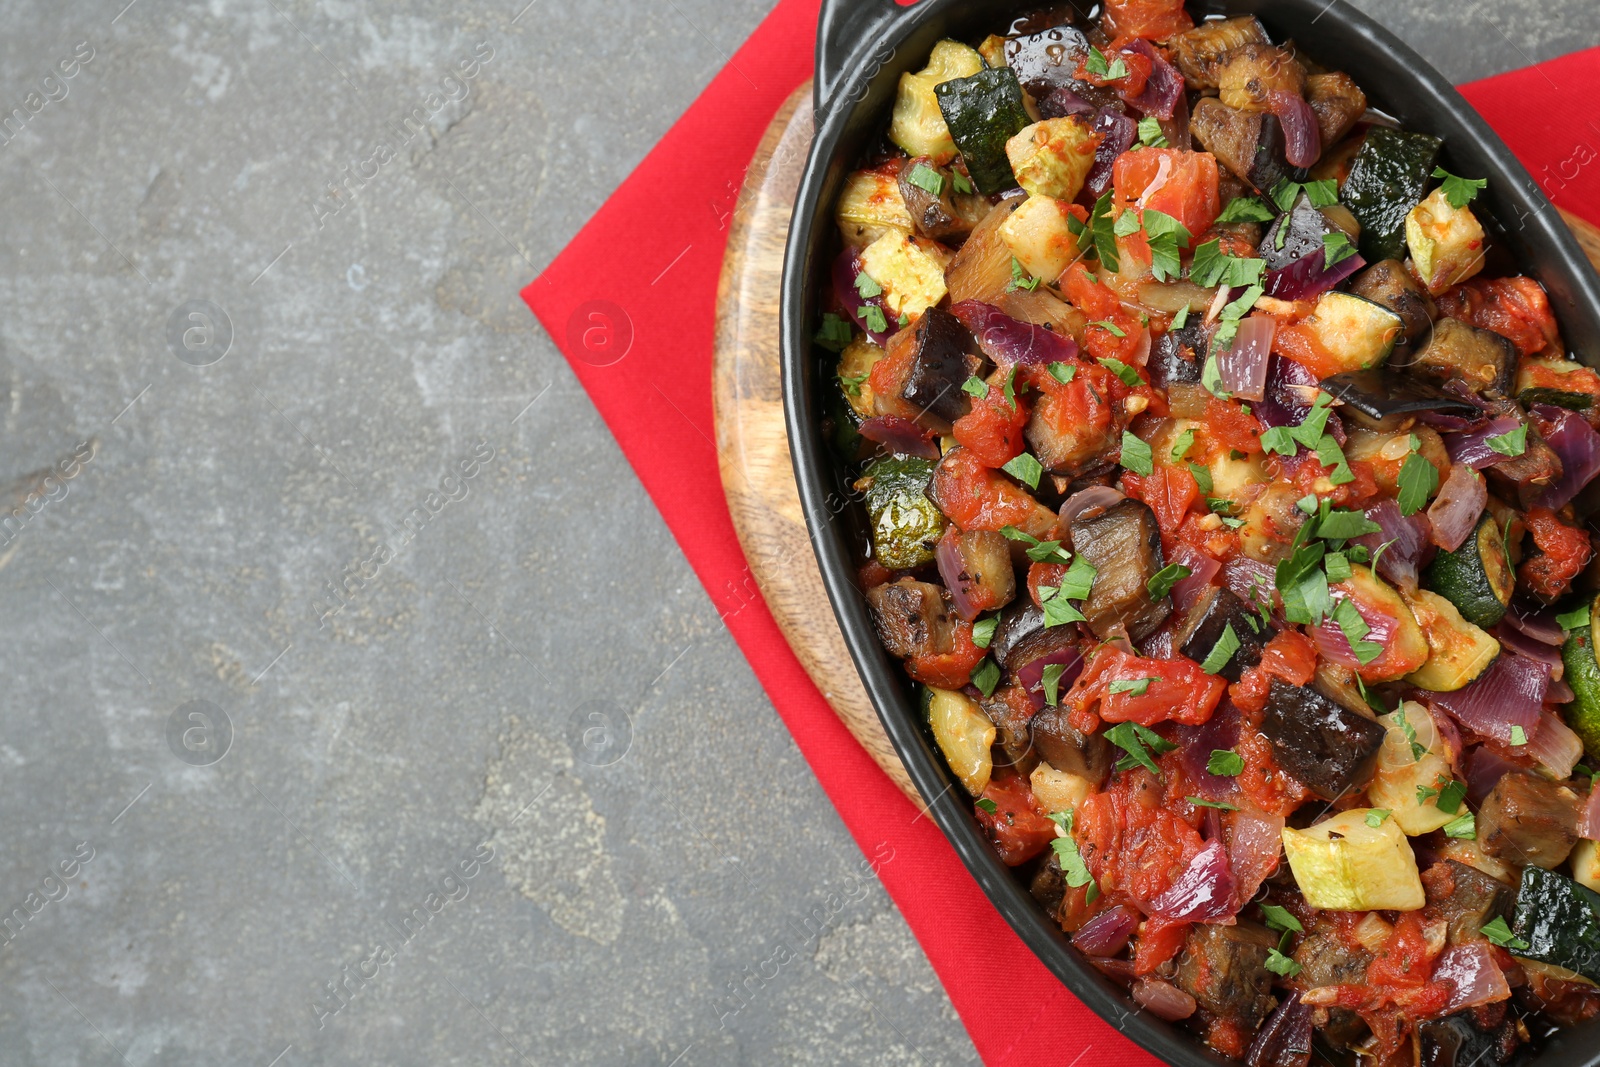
711 79 1600 806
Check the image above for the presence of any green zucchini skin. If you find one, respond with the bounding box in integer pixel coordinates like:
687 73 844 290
862 455 946 570
1518 387 1594 412
1511 866 1600 982
934 68 1029 196
1423 515 1513 628
1562 596 1600 762
1341 126 1442 263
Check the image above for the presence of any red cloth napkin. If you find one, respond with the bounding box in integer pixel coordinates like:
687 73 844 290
522 0 1600 1056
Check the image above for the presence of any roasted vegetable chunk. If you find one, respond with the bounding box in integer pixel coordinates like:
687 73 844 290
1169 16 1270 90
1350 258 1438 354
1174 922 1279 1029
1258 679 1386 800
1411 317 1517 398
1510 866 1600 982
1477 770 1581 870
1175 586 1275 682
1068 497 1171 642
858 456 946 569
1342 126 1442 263
899 307 977 427
1030 703 1112 785
1305 72 1368 149
1190 98 1292 194
866 579 954 660
1422 860 1511 945
1419 1013 1523 1067
897 157 969 242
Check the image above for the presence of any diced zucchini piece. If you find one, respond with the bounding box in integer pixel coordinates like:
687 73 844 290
1423 514 1514 628
1341 126 1442 263
1367 701 1458 835
890 40 986 164
998 194 1081 287
1338 565 1431 682
1301 291 1404 374
1030 762 1093 815
1403 588 1499 692
1407 186 1487 296
977 34 1009 69
836 336 883 420
1510 866 1600 981
927 687 996 796
860 456 946 569
935 68 1031 195
1561 592 1600 762
836 168 915 248
1573 839 1600 895
1005 117 1099 201
1282 808 1426 911
858 232 953 319
1517 355 1598 412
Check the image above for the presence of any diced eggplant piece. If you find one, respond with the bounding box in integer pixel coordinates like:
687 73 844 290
1003 23 1094 99
1305 72 1368 149
1025 390 1121 476
1350 259 1438 356
1482 399 1563 509
1420 1012 1523 1067
1150 319 1208 389
866 579 955 661
897 157 970 242
1175 586 1275 682
991 599 1068 673
1260 192 1340 272
1259 678 1386 800
900 307 979 427
943 528 1017 618
1478 770 1581 869
1068 498 1171 642
1216 44 1307 114
1320 368 1483 429
1174 922 1280 1030
1422 859 1512 945
1030 704 1112 785
1030 852 1066 918
980 684 1037 774
1411 318 1517 398
1191 98 1293 194
1169 16 1271 90
1292 933 1371 1049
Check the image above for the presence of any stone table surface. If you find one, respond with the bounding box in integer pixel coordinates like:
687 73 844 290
0 2 1592 1065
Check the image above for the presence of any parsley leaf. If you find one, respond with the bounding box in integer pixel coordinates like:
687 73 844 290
1394 710 1427 762
1333 598 1384 665
1002 452 1044 489
1265 948 1302 977
1435 778 1468 815
1008 256 1040 292
1171 305 1191 330
972 615 999 649
1090 191 1119 272
1120 431 1154 476
976 797 998 814
1316 508 1383 542
1216 196 1276 223
1323 231 1358 267
1099 356 1141 385
1042 663 1070 707
1039 584 1087 627
814 313 853 352
1211 285 1265 352
1086 45 1129 81
1189 239 1266 288
1094 322 1131 340
1442 812 1477 839
1050 810 1095 888
1559 604 1592 631
854 272 883 299
1137 114 1169 147
962 375 989 398
1260 425 1297 456
1397 453 1439 516
1433 167 1488 210
1487 423 1529 457
1048 361 1076 383
1058 557 1097 601
1324 551 1352 583
1207 749 1245 776
1171 427 1197 462
1105 721 1175 776
1188 462 1213 493
1147 562 1193 600
951 169 974 196
907 163 946 196
1366 809 1392 828
1115 210 1143 238
859 305 888 334
1511 724 1528 746
1481 915 1529 951
971 657 1000 697
1188 796 1237 810
1260 904 1304 933
1199 623 1241 675
1109 677 1154 697
1142 209 1192 283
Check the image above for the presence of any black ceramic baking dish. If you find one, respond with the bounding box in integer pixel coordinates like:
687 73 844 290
781 2 1600 1064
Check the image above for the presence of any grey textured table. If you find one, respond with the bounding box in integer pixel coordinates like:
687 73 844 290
0 2 1592 1065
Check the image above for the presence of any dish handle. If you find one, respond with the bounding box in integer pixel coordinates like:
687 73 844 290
815 0 911 114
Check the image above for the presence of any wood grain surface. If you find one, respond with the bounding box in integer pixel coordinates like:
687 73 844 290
711 78 1600 807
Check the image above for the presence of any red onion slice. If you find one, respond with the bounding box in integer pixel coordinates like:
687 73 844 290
1445 416 1526 471
1072 903 1141 957
1174 700 1243 802
1060 485 1126 529
1227 808 1286 910
1168 544 1222 612
1529 709 1584 779
1533 404 1600 509
833 249 894 345
936 532 980 621
1132 977 1198 1021
1015 646 1085 711
859 415 940 461
1310 586 1403 670
1580 785 1600 841
1426 654 1548 746
1427 464 1488 552
1466 746 1520 805
1434 942 1512 1014
1353 499 1434 589
1216 317 1275 401
1148 839 1236 920
1222 555 1278 609
1124 40 1184 120
1505 601 1567 646
1492 622 1564 674
1085 108 1138 199
1039 86 1096 119
1246 992 1313 1067
950 300 1078 367
1264 90 1321 168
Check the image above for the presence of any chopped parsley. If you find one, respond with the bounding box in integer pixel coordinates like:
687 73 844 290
962 375 989 398
1147 562 1193 600
1188 462 1213 493
1433 167 1488 210
1089 190 1119 271
1190 239 1267 288
1001 526 1072 565
1260 904 1304 933
1109 677 1155 697
1008 256 1040 293
1099 357 1141 386
1120 431 1154 476
1208 749 1245 777
1323 231 1358 267
976 797 999 814
1317 508 1383 543
1094 321 1130 340
1397 452 1439 516
1216 196 1275 223
1188 796 1238 811
1142 209 1193 283
1085 45 1129 81
951 169 974 196
1105 721 1176 776
1269 178 1340 212
1199 623 1241 675
1137 115 1169 147
1510 724 1528 746
814 312 853 352
972 615 999 649
906 162 946 197
971 657 1000 697
1480 916 1529 952
1442 812 1477 839
1324 551 1352 583
1048 361 1076 383
1210 284 1265 352
1265 948 1302 978
1049 810 1095 889
1002 452 1044 490
859 305 889 334
1171 305 1191 330
1170 427 1197 462
1333 598 1384 665
1365 809 1392 828
1487 423 1530 457
1559 604 1592 631
1394 710 1427 763
854 272 883 299
1042 663 1070 707
838 370 870 398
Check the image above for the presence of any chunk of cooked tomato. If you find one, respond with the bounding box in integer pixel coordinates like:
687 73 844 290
952 370 1029 468
1121 465 1201 553
1437 276 1562 357
1112 149 1221 242
1103 0 1194 41
1065 645 1226 731
975 772 1058 866
1519 506 1592 603
930 448 1053 536
1204 396 1264 457
1076 38 1153 95
1076 769 1206 908
1133 915 1193 976
905 616 987 689
1229 630 1318 714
